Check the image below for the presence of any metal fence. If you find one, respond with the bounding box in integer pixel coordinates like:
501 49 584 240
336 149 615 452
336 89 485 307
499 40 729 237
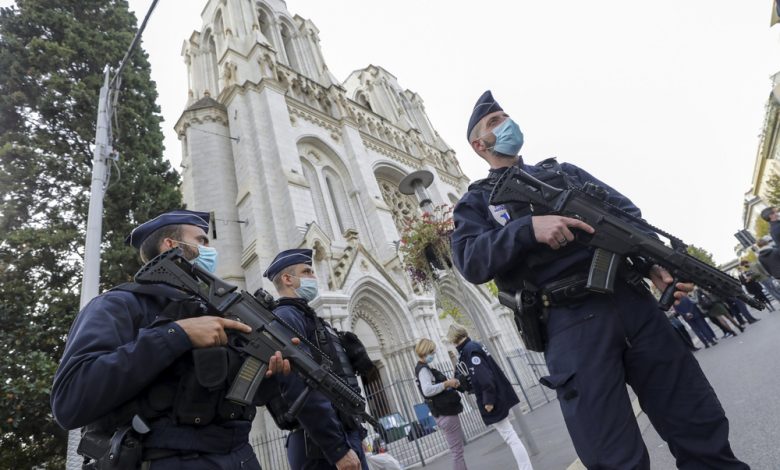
251 351 552 469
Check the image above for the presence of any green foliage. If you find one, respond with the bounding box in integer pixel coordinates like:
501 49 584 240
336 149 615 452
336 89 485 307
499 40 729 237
686 245 716 267
483 280 498 297
754 217 769 239
765 173 780 207
0 1 181 467
437 299 464 322
398 205 453 289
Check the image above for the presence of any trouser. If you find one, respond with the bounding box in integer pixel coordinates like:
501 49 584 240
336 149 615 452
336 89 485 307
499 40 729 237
490 417 532 470
435 414 467 470
683 315 717 345
146 442 260 469
669 317 697 350
286 429 368 470
542 283 748 469
731 298 760 322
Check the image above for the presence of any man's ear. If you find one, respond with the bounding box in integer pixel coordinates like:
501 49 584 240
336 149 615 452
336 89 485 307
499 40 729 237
471 139 485 154
159 238 176 252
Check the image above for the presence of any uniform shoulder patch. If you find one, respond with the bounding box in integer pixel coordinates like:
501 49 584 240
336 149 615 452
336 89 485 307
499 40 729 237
471 356 482 366
488 204 510 226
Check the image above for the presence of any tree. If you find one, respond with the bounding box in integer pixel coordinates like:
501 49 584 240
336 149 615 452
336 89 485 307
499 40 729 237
0 1 181 467
686 245 716 267
764 172 780 207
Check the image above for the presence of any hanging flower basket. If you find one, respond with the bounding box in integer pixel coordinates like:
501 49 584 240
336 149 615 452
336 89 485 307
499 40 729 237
398 205 454 289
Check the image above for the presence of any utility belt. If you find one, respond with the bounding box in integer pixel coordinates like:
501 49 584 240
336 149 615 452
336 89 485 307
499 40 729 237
497 274 603 353
79 417 247 470
539 274 591 308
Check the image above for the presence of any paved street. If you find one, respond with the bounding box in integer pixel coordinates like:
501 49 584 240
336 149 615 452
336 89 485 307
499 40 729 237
419 307 779 470
642 307 780 469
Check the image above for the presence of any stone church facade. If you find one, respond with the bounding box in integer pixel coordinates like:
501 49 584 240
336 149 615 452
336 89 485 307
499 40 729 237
175 0 529 448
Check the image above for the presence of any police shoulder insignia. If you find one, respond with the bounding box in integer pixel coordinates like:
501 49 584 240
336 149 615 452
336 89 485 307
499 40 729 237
471 356 482 366
488 204 510 226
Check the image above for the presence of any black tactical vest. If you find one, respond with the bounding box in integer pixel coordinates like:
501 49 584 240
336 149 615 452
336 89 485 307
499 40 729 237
90 282 257 431
268 298 367 431
473 159 589 291
414 363 463 417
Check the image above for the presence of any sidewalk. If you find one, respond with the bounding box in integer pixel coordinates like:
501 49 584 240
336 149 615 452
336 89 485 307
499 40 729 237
413 399 577 470
418 306 779 470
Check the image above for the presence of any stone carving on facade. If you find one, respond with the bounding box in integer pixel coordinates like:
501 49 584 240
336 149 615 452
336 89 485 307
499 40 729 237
377 179 418 231
222 61 237 87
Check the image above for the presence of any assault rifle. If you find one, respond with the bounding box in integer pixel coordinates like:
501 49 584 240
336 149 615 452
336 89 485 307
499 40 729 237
134 248 380 431
489 165 765 311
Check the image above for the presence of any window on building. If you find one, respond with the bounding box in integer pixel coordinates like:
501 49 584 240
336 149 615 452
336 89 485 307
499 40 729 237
258 9 274 48
280 23 299 70
325 170 356 235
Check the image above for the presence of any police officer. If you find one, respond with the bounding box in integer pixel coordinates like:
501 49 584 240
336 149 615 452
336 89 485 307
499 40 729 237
760 206 780 247
51 210 294 469
263 248 367 470
446 324 532 470
450 91 748 469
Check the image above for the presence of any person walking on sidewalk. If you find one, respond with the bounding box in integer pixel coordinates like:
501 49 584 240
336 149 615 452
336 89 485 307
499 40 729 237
447 324 533 470
414 338 468 470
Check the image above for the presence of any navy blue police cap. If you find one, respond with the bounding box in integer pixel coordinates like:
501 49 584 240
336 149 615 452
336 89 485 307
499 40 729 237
467 90 503 141
125 210 211 249
263 248 313 280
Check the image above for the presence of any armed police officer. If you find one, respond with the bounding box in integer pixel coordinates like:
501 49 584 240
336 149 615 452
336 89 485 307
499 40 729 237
263 249 368 470
51 210 295 469
450 91 748 469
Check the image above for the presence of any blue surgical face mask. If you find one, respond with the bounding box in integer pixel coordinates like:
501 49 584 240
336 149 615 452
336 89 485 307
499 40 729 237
175 240 218 273
489 118 524 156
425 353 435 364
194 246 218 273
295 277 319 302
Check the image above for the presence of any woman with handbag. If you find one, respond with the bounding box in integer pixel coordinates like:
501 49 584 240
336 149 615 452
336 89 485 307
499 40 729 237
414 338 467 470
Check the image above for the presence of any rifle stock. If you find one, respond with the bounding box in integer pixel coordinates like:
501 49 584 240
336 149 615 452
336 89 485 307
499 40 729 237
489 166 764 311
134 248 380 431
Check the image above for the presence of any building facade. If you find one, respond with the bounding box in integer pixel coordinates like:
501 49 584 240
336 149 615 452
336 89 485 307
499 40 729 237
743 71 780 234
175 0 532 456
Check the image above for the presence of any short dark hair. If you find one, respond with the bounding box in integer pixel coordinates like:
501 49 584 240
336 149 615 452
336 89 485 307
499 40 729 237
760 207 775 222
139 224 183 263
271 265 297 292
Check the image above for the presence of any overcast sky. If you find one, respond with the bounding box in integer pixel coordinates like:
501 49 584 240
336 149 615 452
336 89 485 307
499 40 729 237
12 0 780 264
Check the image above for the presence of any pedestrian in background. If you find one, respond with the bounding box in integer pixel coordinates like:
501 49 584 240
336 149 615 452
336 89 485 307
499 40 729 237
414 338 467 470
674 294 718 348
696 289 743 338
447 324 533 470
738 262 775 312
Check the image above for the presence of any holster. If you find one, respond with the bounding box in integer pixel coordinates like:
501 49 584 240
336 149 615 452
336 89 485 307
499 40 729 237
498 289 547 352
78 425 143 470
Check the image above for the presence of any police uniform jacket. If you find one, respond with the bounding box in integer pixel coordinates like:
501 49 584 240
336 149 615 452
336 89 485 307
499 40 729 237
771 220 780 248
451 160 645 288
50 285 252 452
456 338 518 425
271 301 356 465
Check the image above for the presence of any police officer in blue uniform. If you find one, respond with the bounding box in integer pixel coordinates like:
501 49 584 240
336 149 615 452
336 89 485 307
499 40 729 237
447 324 532 470
450 91 749 469
263 249 366 470
51 210 294 469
